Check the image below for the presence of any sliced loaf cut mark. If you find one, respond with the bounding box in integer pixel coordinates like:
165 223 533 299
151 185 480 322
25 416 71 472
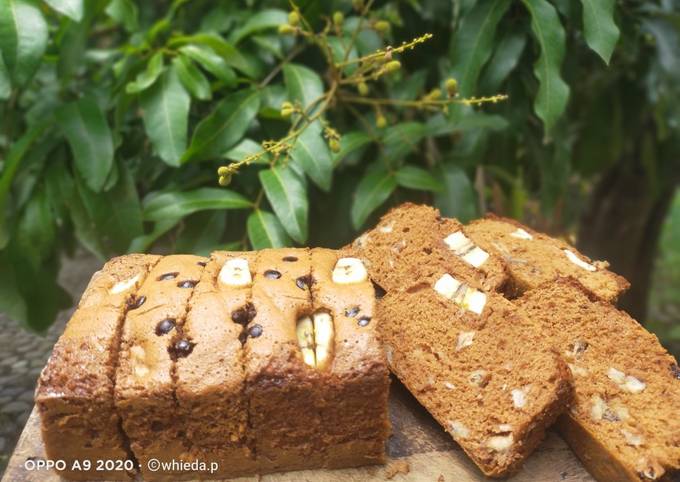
175 251 258 479
516 277 680 482
114 255 206 481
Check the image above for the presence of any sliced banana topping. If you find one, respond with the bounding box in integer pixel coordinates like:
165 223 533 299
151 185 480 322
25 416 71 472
313 312 334 369
487 434 514 451
296 316 316 367
510 228 533 240
296 312 335 369
434 274 487 315
443 231 489 268
218 258 252 287
110 274 140 294
332 257 368 284
564 249 597 272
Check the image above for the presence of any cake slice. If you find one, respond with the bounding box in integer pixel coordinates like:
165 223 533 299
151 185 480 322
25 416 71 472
35 254 160 480
243 248 390 471
377 267 573 477
464 215 629 300
348 203 509 294
115 254 208 480
516 278 680 482
174 251 257 478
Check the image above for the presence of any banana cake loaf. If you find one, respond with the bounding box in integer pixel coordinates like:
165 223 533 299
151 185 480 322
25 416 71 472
464 215 629 300
36 249 389 480
348 203 509 294
35 253 160 480
516 278 680 482
377 268 573 477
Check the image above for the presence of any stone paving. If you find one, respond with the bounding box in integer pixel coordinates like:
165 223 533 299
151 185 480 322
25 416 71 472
0 252 101 475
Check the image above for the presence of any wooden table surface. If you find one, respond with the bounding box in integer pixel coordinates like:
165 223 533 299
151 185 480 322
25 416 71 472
2 379 593 482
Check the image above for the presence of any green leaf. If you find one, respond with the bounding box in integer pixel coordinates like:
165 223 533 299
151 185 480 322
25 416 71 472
351 166 397 229
580 0 620 64
182 89 260 162
230 9 288 44
396 165 444 192
128 218 179 253
0 0 48 85
143 188 252 222
141 68 190 166
0 53 9 99
434 163 478 222
175 210 226 256
172 55 211 100
179 44 236 85
283 63 324 116
75 161 144 254
0 252 27 324
382 122 426 162
225 138 270 164
57 96 114 192
333 131 372 166
170 33 261 78
247 209 292 249
44 0 83 21
522 0 570 133
449 0 511 96
15 184 54 269
126 51 164 94
479 29 527 92
290 126 333 191
259 166 308 244
426 112 508 136
105 0 138 32
0 123 46 248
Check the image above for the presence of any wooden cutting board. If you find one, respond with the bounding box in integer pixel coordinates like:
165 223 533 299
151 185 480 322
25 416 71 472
2 379 593 482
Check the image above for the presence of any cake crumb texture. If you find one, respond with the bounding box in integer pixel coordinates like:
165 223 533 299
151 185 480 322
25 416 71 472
516 278 680 482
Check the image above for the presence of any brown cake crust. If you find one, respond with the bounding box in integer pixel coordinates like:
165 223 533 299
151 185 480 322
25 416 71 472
347 203 510 294
465 214 630 301
516 278 680 482
35 254 160 480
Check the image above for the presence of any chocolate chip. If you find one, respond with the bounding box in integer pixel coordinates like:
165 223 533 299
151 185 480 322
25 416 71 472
177 280 197 288
372 281 386 299
282 256 298 262
264 270 282 279
358 316 371 327
232 303 257 326
197 261 207 267
345 306 360 318
128 295 146 310
155 318 176 336
671 363 680 380
169 339 195 358
296 275 313 290
157 272 179 281
248 324 263 338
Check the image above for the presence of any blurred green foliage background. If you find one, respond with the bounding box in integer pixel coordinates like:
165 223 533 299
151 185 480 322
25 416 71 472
0 0 677 355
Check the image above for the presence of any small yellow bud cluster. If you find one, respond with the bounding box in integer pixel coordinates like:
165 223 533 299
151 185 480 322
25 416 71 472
384 60 401 73
324 127 341 153
358 82 369 96
352 0 364 11
376 113 387 128
217 166 232 186
280 101 295 119
445 78 458 97
374 20 390 34
288 11 300 26
278 24 297 35
333 11 344 27
423 88 442 102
